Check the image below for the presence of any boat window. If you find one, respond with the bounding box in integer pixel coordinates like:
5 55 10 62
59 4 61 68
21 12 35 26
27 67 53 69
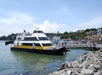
17 38 21 40
34 43 41 46
42 43 52 46
24 37 38 41
37 31 43 33
22 43 32 46
33 30 43 33
38 37 49 40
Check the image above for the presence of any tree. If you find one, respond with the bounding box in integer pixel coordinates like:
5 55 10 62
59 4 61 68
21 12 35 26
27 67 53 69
0 36 6 40
61 31 69 39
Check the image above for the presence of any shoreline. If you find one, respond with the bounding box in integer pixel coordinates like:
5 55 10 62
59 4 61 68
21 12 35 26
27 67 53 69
49 48 102 75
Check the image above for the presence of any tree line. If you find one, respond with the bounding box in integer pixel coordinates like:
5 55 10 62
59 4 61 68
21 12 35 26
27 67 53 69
0 28 97 41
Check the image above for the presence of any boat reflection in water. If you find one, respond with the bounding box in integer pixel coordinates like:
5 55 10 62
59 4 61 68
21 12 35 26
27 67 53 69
11 50 65 75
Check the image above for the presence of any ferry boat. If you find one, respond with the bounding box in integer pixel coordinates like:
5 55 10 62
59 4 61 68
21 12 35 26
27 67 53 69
11 29 68 55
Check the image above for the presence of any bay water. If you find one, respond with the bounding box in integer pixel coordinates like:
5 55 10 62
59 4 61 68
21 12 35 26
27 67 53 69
0 41 88 75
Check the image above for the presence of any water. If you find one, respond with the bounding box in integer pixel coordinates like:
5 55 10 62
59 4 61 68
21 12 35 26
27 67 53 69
0 41 89 75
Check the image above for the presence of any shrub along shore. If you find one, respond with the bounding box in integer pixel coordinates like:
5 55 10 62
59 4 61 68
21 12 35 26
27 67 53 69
49 48 102 75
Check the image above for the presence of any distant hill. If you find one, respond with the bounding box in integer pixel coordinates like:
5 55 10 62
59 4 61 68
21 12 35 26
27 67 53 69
0 28 97 41
0 33 59 41
0 34 17 41
0 36 6 40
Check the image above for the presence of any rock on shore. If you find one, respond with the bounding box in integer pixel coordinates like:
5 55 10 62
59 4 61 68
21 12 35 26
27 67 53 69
49 49 102 75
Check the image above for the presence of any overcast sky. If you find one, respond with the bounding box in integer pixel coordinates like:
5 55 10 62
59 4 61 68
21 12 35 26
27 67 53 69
0 0 102 36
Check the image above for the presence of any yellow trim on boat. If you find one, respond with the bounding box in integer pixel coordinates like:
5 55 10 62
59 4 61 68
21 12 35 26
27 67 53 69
14 45 32 49
13 45 52 50
35 46 52 50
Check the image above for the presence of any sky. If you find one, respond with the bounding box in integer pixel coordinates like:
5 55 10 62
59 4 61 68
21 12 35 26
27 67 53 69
0 0 102 36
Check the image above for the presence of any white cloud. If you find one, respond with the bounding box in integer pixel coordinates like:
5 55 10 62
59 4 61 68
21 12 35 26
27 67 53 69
39 17 102 33
1 9 102 36
0 12 35 36
38 20 61 33
73 17 102 31
0 11 66 36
